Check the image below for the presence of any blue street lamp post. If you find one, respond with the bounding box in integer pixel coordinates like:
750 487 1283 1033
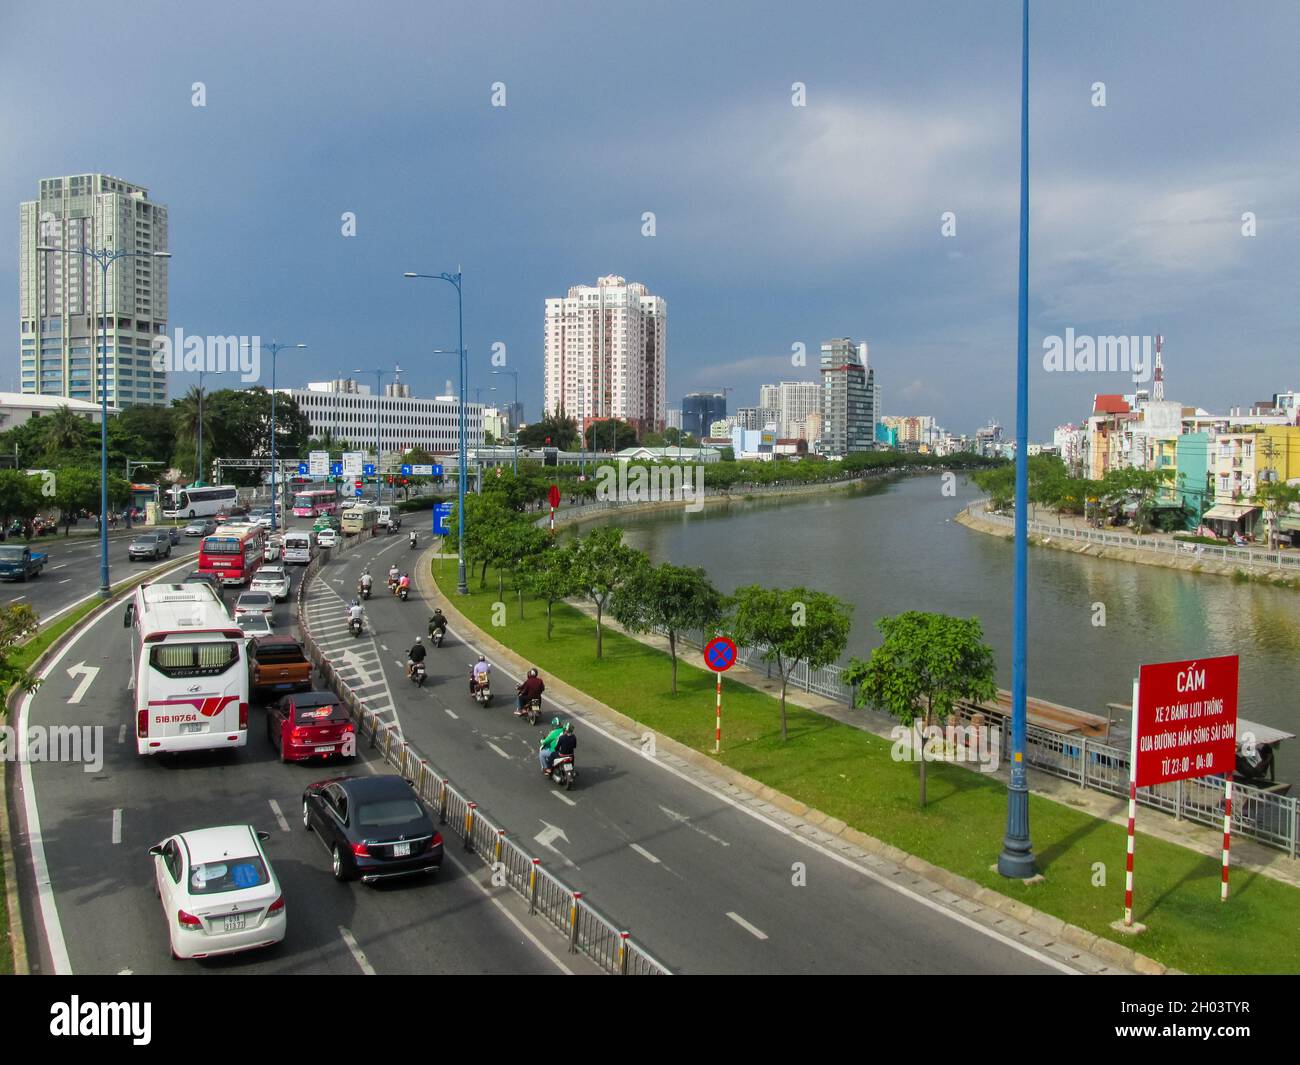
998 0 1037 879
244 340 305 531
491 369 518 474
36 241 171 598
404 270 468 596
196 367 225 487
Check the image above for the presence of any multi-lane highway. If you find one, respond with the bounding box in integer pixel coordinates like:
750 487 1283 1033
13 544 597 975
302 531 1084 976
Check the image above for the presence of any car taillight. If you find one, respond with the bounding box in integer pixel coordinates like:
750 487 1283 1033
239 702 249 729
351 842 370 858
431 832 443 848
137 710 148 738
290 728 304 742
267 894 285 914
177 909 202 929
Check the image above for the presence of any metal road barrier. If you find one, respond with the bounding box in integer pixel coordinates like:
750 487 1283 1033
294 551 671 975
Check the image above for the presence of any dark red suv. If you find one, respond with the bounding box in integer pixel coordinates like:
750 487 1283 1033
266 691 356 763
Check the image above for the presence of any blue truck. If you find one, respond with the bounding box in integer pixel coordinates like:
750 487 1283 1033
0 544 48 581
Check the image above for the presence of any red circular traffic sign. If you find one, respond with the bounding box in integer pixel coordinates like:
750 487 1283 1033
548 484 561 508
704 637 737 672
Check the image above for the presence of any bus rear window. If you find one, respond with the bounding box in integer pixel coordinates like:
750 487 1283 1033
202 539 241 555
150 642 239 677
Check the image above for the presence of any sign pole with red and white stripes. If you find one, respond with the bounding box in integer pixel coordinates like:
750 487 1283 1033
1221 780 1233 901
1124 676 1139 928
714 670 722 754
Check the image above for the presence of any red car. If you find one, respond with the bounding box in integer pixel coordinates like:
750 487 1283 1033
266 691 356 763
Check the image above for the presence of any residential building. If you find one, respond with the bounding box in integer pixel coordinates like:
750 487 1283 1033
1204 432 1262 535
19 173 169 407
1173 432 1212 523
709 417 736 438
682 392 727 438
731 426 776 460
665 408 682 431
1053 424 1086 476
819 339 876 455
734 405 779 431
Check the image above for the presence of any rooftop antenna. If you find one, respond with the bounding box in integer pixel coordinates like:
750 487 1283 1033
1152 335 1164 402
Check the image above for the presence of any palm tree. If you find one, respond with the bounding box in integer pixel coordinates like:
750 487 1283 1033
171 388 216 480
38 405 94 463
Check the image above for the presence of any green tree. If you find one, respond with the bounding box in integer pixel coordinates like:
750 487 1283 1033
583 419 638 452
842 611 997 808
612 563 723 693
726 586 852 741
569 526 648 658
37 406 98 463
501 521 550 619
50 468 101 535
0 470 42 531
0 603 42 704
518 412 579 450
523 539 579 639
1255 480 1300 550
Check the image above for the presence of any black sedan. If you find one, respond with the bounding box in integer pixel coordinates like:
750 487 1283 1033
301 775 443 884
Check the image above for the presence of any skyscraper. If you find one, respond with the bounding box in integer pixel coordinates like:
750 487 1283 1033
820 339 876 454
19 174 169 407
543 274 667 434
681 392 727 438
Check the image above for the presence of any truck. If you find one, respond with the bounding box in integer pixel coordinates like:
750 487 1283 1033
0 544 48 581
248 635 314 699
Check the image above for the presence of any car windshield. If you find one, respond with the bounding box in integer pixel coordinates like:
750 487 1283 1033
357 798 425 827
132 536 155 545
189 854 269 894
0 546 25 559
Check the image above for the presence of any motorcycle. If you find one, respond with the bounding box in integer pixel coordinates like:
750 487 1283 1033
471 675 491 706
409 534 417 549
410 660 426 687
549 754 577 791
348 615 364 637
399 584 409 601
514 696 541 726
360 583 372 600
429 627 445 648
387 577 399 595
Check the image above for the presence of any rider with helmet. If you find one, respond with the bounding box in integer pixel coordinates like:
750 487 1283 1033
516 668 545 714
469 654 491 694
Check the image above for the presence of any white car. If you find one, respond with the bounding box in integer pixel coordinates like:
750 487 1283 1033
236 612 273 640
234 590 274 620
316 528 339 548
255 513 274 528
264 537 282 561
251 565 291 602
150 825 286 960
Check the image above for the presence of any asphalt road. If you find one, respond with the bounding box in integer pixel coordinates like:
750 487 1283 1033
306 532 1076 976
16 549 595 975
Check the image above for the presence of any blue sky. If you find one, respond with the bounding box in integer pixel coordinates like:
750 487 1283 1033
2 0 1297 437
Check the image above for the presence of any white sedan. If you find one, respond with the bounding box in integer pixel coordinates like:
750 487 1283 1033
251 565 291 602
234 590 274 620
316 528 339 548
150 825 286 960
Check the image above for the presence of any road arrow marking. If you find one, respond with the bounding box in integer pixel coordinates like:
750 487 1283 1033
66 663 100 704
534 820 576 868
659 805 730 847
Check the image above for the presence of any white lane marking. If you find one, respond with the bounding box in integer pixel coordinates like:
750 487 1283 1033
11 595 24 601
51 564 68 570
269 799 291 833
117 724 126 744
534 820 576 869
630 843 660 864
65 663 100 704
444 708 459 719
111 808 122 845
338 926 376 975
659 805 730 847
380 643 389 651
487 741 511 760
59 578 71 584
446 631 1079 974
549 790 576 808
441 848 575 974
727 911 768 940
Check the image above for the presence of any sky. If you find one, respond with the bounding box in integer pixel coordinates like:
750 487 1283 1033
2 0 1297 438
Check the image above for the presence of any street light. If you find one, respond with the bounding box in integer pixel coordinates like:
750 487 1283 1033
491 369 519 475
196 368 225 487
405 269 468 595
354 366 400 506
245 339 305 531
36 241 171 599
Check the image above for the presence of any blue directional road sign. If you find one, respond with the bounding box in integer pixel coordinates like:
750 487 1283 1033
400 464 412 476
433 502 452 536
330 462 343 476
430 464 443 477
354 488 364 497
297 463 309 475
363 463 376 476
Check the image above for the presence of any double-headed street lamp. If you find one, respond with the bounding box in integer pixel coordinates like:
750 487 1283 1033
196 367 224 487
491 369 518 475
404 269 468 596
354 366 400 505
245 339 306 531
36 241 171 599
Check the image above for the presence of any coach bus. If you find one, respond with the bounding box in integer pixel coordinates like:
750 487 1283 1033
339 504 378 537
163 484 239 520
198 524 266 585
291 487 339 518
125 582 249 755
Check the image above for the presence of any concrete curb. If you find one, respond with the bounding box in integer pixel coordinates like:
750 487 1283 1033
419 558 1181 977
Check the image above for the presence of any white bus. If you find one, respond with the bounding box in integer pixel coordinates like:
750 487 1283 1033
163 484 240 520
125 583 249 756
281 529 316 564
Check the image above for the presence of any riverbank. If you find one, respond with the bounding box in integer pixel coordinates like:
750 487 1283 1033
956 500 1300 587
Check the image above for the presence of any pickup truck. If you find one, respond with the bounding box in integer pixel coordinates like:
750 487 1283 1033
0 544 48 581
248 636 314 699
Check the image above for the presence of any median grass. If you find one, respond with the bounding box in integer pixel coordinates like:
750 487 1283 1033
436 557 1300 975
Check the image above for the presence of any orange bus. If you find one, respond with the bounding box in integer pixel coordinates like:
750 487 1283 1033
198 524 266 586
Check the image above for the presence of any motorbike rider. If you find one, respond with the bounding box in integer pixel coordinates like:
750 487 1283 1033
388 564 400 590
539 717 563 773
552 721 577 768
398 572 411 596
516 668 545 714
358 568 373 596
406 635 427 678
428 609 448 640
469 654 491 694
409 530 417 547
347 598 365 631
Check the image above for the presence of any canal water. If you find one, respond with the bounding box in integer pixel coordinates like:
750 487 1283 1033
586 474 1300 778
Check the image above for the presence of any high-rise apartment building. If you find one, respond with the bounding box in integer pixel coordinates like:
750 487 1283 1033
756 380 834 439
819 339 876 454
543 275 667 433
19 174 169 407
681 392 727 438
735 406 780 431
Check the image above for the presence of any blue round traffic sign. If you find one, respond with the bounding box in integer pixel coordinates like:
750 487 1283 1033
704 637 737 672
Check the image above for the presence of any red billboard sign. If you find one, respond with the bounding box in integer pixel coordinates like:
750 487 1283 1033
1134 655 1239 788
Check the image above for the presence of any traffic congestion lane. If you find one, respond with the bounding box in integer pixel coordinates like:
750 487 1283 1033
322 537 1072 975
17 565 580 976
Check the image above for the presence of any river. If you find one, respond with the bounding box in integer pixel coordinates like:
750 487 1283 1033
584 474 1300 777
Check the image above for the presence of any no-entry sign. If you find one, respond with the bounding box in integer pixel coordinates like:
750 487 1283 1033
1135 655 1239 788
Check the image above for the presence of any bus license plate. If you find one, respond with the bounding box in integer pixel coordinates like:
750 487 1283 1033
180 723 205 735
223 914 246 932
392 842 410 857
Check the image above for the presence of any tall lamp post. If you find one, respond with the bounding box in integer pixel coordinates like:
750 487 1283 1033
491 369 518 474
196 367 224 487
245 339 305 531
354 366 399 505
998 0 1037 879
404 269 468 595
37 241 171 598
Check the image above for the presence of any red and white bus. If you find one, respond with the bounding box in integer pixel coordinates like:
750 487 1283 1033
125 583 249 755
291 488 339 518
198 524 266 586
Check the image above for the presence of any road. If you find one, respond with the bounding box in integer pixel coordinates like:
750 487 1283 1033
14 546 595 975
304 531 1079 975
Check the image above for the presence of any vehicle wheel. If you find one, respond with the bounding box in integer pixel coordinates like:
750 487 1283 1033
301 800 311 830
332 845 353 881
566 775 575 792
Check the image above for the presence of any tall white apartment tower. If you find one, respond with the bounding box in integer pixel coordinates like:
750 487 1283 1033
19 174 170 407
543 275 667 434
